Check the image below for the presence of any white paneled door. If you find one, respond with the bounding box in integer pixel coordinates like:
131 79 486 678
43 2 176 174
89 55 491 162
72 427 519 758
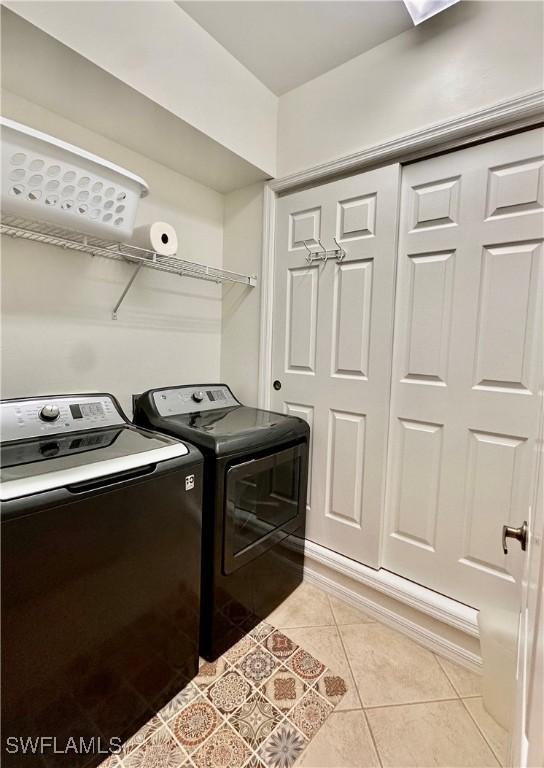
271 166 400 566
383 128 544 609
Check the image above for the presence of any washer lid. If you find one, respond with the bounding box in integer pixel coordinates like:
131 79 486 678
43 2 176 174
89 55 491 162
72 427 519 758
0 425 188 501
145 406 309 456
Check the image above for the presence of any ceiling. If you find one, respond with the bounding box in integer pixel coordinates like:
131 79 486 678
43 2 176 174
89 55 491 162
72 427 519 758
178 1 413 95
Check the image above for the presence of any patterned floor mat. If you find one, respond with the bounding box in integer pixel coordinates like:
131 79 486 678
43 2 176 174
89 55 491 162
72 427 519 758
101 621 347 768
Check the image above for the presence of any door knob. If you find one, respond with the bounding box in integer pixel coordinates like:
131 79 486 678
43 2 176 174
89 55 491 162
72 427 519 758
273 380 282 391
502 521 528 554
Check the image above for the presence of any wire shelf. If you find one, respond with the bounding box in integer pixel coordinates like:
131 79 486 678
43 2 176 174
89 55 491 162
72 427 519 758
1 214 257 318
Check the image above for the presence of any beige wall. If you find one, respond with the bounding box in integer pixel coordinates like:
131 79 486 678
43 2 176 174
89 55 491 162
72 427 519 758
6 0 278 177
277 1 544 176
0 92 265 415
1 92 224 415
221 182 264 407
0 7 268 194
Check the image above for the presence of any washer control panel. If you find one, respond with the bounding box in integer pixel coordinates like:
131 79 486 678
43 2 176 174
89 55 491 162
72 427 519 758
1 395 125 442
153 385 239 417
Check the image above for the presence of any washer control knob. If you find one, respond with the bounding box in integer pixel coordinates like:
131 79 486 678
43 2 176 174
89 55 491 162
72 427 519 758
40 404 60 422
192 391 205 403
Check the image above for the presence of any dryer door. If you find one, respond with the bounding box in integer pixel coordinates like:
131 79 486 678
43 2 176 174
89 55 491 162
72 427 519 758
223 443 307 574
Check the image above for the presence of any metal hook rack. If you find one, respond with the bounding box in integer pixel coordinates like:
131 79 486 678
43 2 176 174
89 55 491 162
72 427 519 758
0 215 257 319
303 238 346 264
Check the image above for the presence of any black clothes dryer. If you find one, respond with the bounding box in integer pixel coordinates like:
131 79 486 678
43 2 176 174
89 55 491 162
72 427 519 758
0 394 203 767
133 384 309 661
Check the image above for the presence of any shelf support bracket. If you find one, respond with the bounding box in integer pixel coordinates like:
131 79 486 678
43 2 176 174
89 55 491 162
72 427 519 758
112 263 143 320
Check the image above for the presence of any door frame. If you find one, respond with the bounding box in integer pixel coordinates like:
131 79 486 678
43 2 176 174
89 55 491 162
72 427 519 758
257 88 543 411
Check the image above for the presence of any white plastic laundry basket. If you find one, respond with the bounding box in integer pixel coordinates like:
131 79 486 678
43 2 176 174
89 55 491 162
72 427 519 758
1 117 149 241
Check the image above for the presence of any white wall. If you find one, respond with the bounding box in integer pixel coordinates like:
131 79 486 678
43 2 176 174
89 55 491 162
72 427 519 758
221 182 264 406
1 92 224 415
0 7 268 194
277 1 544 176
6 0 278 177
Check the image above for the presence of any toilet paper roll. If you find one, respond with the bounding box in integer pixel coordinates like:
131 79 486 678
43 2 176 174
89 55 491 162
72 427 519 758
132 221 178 256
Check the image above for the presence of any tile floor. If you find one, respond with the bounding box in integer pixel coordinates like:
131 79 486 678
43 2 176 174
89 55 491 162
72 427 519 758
101 582 509 768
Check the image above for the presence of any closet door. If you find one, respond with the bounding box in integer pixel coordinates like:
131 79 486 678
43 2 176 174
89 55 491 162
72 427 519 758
383 128 543 609
271 165 400 566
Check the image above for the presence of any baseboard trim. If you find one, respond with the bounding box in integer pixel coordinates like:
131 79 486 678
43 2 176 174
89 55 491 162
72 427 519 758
302 541 482 672
304 540 479 636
